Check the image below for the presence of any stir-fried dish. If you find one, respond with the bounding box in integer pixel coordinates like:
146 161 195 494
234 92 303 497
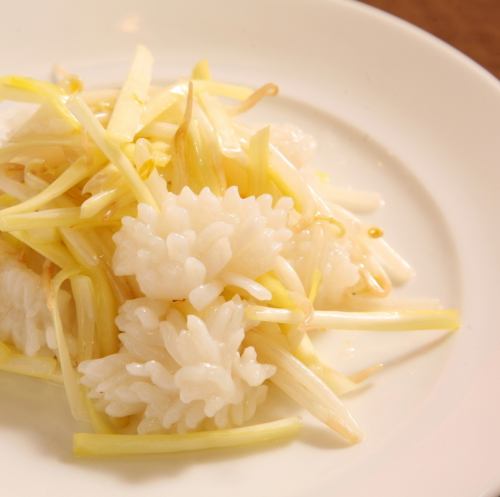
0 46 459 456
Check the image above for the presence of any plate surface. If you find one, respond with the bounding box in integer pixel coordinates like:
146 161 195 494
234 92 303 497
0 1 499 496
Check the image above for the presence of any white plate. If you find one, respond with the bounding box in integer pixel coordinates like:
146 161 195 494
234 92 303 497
0 1 499 496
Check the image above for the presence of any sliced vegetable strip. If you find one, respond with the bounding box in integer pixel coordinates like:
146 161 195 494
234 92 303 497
74 417 301 457
247 305 460 331
0 340 62 383
47 267 89 422
107 45 154 143
246 331 361 443
68 96 158 207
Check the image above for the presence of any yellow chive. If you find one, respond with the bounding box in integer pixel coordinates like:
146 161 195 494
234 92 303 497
256 272 295 309
73 417 302 457
191 60 212 80
308 268 322 303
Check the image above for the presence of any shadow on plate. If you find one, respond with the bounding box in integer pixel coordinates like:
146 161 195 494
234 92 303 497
0 331 453 483
0 372 75 460
0 372 348 484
